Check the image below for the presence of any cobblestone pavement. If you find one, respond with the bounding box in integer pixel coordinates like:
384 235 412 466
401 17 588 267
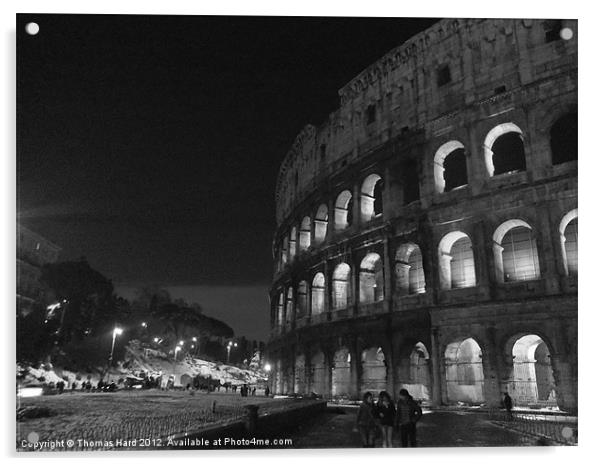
293 407 542 448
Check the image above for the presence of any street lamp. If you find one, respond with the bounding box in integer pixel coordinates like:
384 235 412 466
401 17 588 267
141 322 147 328
174 345 182 361
108 327 123 367
264 363 272 372
226 341 238 364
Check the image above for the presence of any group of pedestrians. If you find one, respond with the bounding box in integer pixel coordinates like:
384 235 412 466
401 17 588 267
356 388 423 448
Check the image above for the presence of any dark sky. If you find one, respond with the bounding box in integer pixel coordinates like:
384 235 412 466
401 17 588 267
17 14 439 340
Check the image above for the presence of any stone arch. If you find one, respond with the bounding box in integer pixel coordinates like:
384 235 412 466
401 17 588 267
285 287 293 325
493 219 540 283
280 235 289 267
438 231 476 290
444 337 485 405
360 174 384 222
559 209 578 276
288 226 297 259
331 347 352 397
311 272 326 315
483 122 526 176
551 111 577 165
504 334 557 408
299 216 311 251
334 190 353 230
359 252 384 303
314 204 328 245
395 243 426 295
296 280 309 319
277 292 284 327
331 262 352 309
399 342 431 401
310 350 327 396
294 353 306 394
360 346 387 394
434 140 468 193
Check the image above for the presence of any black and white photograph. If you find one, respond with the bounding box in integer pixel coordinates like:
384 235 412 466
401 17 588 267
10 3 582 456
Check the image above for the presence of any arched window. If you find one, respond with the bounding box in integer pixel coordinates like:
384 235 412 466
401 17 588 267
395 243 426 295
551 112 577 165
299 216 311 251
438 231 476 290
314 204 328 245
434 141 468 193
332 263 351 309
484 123 526 176
493 220 541 283
277 292 284 327
296 281 308 318
360 174 384 222
288 227 297 259
280 236 288 267
359 253 384 303
559 209 578 276
334 190 353 230
285 287 293 324
311 272 326 315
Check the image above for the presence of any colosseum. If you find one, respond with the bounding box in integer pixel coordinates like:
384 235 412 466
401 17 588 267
267 18 577 414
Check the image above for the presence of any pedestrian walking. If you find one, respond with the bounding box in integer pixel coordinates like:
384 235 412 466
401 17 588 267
503 392 513 420
395 388 422 447
264 386 270 397
356 391 378 447
375 391 396 448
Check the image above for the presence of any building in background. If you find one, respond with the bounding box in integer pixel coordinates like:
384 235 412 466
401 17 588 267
17 223 61 316
267 18 577 413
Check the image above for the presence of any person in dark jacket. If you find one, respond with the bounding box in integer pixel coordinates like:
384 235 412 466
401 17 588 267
503 392 513 420
356 391 378 447
375 391 396 447
395 388 422 447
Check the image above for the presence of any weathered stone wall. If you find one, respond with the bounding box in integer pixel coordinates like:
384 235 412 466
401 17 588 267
268 18 577 414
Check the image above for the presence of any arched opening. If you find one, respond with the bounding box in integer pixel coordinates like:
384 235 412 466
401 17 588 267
311 273 326 315
484 123 526 177
280 236 288 267
438 232 476 290
359 252 384 304
296 281 308 319
277 292 284 328
360 174 384 222
434 141 468 193
360 346 387 394
402 343 431 401
395 243 426 296
508 335 557 408
299 216 311 251
332 263 352 309
332 348 352 397
310 351 327 396
559 209 578 276
444 338 485 405
493 220 540 283
334 190 353 230
314 204 328 244
551 112 577 165
288 227 297 259
294 354 306 394
285 287 293 325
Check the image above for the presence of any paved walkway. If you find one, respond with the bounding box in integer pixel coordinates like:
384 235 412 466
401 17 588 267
293 407 541 448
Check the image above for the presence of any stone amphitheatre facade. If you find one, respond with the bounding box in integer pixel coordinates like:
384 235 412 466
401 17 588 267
267 18 577 413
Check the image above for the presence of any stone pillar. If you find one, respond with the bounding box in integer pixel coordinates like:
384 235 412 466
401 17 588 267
382 236 392 313
430 328 443 407
352 182 361 230
325 350 334 399
323 260 331 316
481 327 503 408
349 338 361 400
383 333 396 395
551 354 577 414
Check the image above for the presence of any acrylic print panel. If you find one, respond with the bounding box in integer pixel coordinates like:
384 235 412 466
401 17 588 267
16 14 577 452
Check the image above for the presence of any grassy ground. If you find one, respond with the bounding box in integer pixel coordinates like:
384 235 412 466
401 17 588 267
17 390 286 448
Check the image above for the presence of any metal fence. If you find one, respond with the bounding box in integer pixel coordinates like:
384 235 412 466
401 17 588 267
488 409 577 445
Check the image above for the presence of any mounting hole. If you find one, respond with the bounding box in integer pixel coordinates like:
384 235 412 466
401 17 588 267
25 22 39 36
560 27 573 41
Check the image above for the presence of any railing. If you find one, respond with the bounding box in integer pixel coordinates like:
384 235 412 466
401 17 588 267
488 408 577 445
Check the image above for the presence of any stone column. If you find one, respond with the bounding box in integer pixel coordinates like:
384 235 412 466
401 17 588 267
349 338 361 400
382 236 392 313
430 328 443 407
325 349 334 399
481 327 503 408
323 260 331 317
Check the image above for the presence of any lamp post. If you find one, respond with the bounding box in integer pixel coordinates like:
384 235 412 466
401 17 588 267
226 341 238 364
108 327 123 368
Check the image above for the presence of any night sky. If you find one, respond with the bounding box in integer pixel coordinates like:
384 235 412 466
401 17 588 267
17 14 439 340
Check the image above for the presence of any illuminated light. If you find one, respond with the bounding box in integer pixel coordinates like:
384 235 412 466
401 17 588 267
46 302 61 312
192 337 197 342
191 345 195 349
179 340 184 345
153 337 159 343
560 28 573 41
113 327 123 337
175 346 182 352
19 387 43 398
141 322 147 328
264 363 272 372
